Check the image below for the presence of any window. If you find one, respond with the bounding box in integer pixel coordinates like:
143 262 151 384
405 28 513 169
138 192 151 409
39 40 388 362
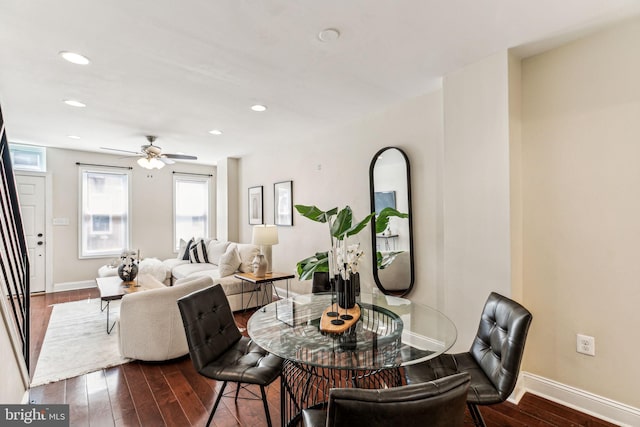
9 143 46 172
174 175 210 251
79 167 130 258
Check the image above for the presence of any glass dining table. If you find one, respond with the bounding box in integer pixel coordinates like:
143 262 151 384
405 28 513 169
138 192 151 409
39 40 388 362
247 292 457 426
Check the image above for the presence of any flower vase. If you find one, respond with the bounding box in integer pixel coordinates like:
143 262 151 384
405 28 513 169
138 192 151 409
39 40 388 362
337 272 358 309
118 263 138 283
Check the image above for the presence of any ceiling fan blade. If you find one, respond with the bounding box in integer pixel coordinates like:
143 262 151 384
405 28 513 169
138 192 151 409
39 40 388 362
160 157 175 165
163 153 197 160
101 147 142 155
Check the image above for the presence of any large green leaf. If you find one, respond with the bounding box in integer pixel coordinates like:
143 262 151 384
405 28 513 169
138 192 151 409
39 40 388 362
330 206 353 238
296 251 329 280
346 212 375 237
375 207 409 234
294 204 337 223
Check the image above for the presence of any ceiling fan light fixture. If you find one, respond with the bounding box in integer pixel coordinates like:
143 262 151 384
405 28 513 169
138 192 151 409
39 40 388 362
251 104 267 112
209 129 223 135
137 157 165 170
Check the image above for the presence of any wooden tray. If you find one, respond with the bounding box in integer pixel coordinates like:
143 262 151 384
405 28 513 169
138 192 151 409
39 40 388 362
320 303 361 334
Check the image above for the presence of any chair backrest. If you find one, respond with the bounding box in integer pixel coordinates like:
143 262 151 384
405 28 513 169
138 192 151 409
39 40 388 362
326 372 470 427
470 292 532 400
177 284 242 372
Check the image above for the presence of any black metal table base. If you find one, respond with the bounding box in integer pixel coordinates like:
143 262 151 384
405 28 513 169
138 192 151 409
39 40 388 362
280 360 402 427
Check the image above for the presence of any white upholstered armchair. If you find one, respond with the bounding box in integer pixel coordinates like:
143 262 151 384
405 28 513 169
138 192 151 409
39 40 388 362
118 276 215 361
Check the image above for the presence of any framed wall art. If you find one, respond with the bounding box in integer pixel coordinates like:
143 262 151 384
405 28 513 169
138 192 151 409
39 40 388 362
248 185 263 225
274 180 293 226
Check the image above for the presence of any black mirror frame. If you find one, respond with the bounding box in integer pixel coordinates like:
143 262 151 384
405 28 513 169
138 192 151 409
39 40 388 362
369 146 414 296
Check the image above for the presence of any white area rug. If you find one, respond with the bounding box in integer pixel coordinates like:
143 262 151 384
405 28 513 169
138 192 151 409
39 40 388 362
31 298 131 387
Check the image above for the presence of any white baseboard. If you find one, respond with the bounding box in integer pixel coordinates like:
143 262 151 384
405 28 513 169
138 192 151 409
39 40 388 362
521 371 640 427
53 280 96 293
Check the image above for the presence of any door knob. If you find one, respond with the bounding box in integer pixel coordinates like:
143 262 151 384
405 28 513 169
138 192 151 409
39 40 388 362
37 241 44 246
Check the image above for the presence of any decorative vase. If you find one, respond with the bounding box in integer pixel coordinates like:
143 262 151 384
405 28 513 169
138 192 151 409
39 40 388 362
253 253 267 277
118 263 138 282
337 272 358 309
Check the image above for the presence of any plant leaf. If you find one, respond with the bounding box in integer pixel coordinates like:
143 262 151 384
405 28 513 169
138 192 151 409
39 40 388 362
346 212 375 237
331 206 353 238
294 204 338 223
296 251 329 280
377 250 404 269
375 207 409 234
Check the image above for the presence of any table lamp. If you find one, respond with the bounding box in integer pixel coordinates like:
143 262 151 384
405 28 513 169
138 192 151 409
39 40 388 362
252 224 279 274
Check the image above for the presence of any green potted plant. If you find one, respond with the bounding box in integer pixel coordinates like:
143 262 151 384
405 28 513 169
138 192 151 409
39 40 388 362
294 204 408 280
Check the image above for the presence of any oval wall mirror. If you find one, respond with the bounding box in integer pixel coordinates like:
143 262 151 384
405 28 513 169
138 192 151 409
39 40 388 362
369 147 414 296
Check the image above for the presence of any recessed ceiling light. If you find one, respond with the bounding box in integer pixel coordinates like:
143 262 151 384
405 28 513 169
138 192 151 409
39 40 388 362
67 135 81 139
63 99 86 108
318 28 340 43
59 51 90 65
209 129 223 135
251 104 267 112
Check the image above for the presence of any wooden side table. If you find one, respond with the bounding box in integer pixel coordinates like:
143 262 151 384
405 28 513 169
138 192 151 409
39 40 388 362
233 272 295 309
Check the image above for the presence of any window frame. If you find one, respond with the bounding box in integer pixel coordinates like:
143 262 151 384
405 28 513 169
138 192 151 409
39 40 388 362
78 166 131 259
9 143 47 172
173 174 211 252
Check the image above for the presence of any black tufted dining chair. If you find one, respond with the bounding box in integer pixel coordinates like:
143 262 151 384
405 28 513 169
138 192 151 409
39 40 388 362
301 372 470 427
404 292 532 427
177 284 283 427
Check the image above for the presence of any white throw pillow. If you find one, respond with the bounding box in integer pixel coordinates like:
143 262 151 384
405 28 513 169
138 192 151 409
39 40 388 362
235 243 260 273
218 247 241 277
177 238 194 260
189 239 209 263
206 240 230 265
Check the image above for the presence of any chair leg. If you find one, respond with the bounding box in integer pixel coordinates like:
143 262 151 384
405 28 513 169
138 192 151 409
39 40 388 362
260 385 273 427
235 382 241 401
467 403 486 427
206 381 228 427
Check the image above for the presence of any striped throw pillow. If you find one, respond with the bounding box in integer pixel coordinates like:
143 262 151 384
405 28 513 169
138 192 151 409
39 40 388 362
189 239 209 264
178 238 194 260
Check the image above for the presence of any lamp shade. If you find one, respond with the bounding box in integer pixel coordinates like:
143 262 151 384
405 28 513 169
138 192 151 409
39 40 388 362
252 224 279 246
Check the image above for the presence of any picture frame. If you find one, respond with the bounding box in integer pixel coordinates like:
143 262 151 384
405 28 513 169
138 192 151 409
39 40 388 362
274 180 293 226
248 186 263 225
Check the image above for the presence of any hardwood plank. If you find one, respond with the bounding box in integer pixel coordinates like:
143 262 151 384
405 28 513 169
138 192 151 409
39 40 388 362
28 380 65 405
139 362 191 427
160 363 209 426
122 362 165 426
86 370 116 427
66 375 89 427
518 394 619 427
105 366 140 427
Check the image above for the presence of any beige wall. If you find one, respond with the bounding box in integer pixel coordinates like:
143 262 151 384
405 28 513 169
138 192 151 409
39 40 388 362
47 148 216 286
442 51 514 351
522 18 640 407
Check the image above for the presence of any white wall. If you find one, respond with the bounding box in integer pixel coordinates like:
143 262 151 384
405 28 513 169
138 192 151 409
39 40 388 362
0 277 28 403
237 92 445 302
46 148 215 287
442 51 514 351
522 17 640 408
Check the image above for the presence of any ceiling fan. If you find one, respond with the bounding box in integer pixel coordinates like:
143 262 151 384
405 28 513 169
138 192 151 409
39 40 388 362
101 135 197 169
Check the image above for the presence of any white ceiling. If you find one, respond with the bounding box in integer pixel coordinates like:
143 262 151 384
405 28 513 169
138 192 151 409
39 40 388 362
1 1 639 165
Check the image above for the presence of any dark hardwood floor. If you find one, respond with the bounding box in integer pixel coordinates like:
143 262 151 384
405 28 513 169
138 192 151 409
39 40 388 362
28 289 618 427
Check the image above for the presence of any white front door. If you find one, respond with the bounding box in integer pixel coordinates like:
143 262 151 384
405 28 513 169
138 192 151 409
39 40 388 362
16 174 46 293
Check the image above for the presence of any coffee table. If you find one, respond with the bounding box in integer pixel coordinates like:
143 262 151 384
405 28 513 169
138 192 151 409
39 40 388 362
95 273 165 333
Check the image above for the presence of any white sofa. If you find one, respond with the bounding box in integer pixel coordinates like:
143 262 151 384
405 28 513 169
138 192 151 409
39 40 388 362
162 239 271 312
118 275 214 361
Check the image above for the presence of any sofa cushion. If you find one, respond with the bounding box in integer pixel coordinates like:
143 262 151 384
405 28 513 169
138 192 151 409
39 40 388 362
234 243 260 273
172 262 217 279
218 246 241 277
163 258 189 271
178 238 194 260
206 240 231 265
189 239 209 263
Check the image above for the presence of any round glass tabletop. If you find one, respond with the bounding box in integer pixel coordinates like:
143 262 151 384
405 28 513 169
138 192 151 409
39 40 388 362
247 292 457 370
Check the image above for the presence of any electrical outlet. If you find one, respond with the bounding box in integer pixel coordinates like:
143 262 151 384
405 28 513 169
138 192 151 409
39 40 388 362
576 334 595 356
